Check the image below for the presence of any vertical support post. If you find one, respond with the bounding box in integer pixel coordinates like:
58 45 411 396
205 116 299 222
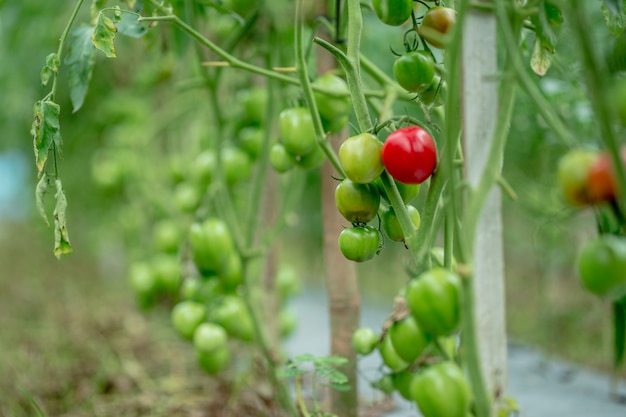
461 3 507 407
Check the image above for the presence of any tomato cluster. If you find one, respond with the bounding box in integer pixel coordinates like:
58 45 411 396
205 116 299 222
351 266 470 417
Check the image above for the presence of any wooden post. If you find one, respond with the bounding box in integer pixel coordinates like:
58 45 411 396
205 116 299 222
461 3 508 407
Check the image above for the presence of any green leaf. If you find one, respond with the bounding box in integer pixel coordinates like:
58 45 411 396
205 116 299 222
603 0 624 15
290 353 316 366
53 179 72 258
530 1 563 53
315 365 348 385
31 100 62 173
602 2 626 37
92 12 117 58
91 0 108 22
40 53 59 86
613 301 626 369
314 356 348 366
277 367 307 379
66 25 97 113
324 382 351 392
117 12 147 38
531 37 553 76
35 173 53 228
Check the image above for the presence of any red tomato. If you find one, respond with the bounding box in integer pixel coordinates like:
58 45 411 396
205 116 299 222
381 126 437 184
586 147 626 204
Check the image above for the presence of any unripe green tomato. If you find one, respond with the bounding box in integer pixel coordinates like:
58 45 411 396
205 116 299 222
373 374 395 395
189 218 235 274
419 76 446 107
393 51 436 93
193 322 228 354
351 327 379 355
578 235 626 299
338 226 380 263
392 368 416 401
418 7 457 49
410 361 472 417
378 332 409 372
237 126 264 160
338 133 384 184
406 268 462 336
279 308 298 338
376 177 421 204
277 265 301 301
173 182 203 213
556 149 599 207
171 300 207 340
218 252 244 292
389 315 432 363
129 262 157 309
152 219 183 254
380 204 421 242
238 86 267 125
151 253 181 294
295 144 325 170
279 107 317 156
180 275 203 301
196 346 230 375
214 295 254 342
222 147 252 184
270 143 296 173
372 0 414 26
313 73 351 133
190 150 216 187
335 179 381 224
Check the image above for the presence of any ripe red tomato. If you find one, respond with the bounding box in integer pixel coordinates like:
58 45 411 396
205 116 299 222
381 126 437 184
586 147 626 204
339 133 384 184
556 149 599 206
418 7 457 49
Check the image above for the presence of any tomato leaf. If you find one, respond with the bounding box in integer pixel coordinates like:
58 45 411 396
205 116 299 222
613 300 626 369
66 25 97 113
31 100 62 174
530 0 563 53
116 12 147 38
53 179 72 258
35 173 53 228
602 2 626 37
531 37 553 76
40 53 59 86
92 12 117 58
603 0 624 16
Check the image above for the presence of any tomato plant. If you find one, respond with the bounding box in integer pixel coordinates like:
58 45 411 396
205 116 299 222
339 133 384 184
577 235 626 300
410 361 472 417
371 0 414 26
380 204 421 242
556 149 599 206
381 126 438 184
351 327 379 355
418 7 457 49
393 51 436 93
338 226 380 262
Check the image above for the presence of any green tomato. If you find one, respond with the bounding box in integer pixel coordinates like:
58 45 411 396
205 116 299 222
373 374 395 395
189 218 235 275
171 300 207 340
378 332 409 372
295 144 326 170
430 247 458 270
392 368 416 401
196 346 230 375
389 315 432 363
577 235 626 299
338 226 380 263
380 204 421 242
152 219 183 254
193 322 228 354
129 261 157 309
376 177 421 204
335 179 381 224
418 7 458 49
239 86 267 125
313 73 351 133
270 142 296 173
556 149 599 207
151 253 181 295
180 275 203 301
279 308 298 338
276 265 301 301
222 147 252 184
214 295 254 342
410 361 472 417
351 327 379 355
393 51 436 93
173 181 203 213
419 75 446 107
189 150 216 187
279 107 317 156
218 252 244 292
338 133 384 184
406 268 462 336
237 126 264 160
371 0 414 26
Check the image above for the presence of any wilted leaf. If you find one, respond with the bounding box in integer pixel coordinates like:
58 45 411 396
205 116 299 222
117 11 147 38
92 12 117 58
602 2 626 37
31 100 62 173
66 25 97 112
35 173 53 227
53 179 72 258
530 0 563 53
40 53 59 86
91 0 108 22
531 37 553 76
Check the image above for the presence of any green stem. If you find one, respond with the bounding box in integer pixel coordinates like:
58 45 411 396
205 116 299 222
295 376 311 417
567 0 626 217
